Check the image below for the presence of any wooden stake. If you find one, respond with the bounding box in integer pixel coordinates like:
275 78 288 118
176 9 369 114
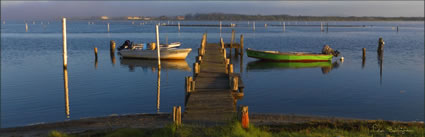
173 106 177 122
377 37 384 53
232 76 239 91
25 23 28 32
228 64 234 75
110 40 116 54
62 18 68 68
240 35 244 55
253 21 255 31
94 47 98 58
362 48 366 59
241 106 249 128
156 24 161 69
107 23 110 32
231 29 235 48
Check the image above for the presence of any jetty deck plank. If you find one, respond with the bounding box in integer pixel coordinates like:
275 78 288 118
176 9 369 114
183 42 237 124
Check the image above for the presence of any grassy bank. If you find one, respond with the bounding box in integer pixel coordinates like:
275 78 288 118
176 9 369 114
49 120 424 137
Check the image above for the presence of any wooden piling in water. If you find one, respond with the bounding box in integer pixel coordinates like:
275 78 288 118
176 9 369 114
253 21 255 31
194 62 200 76
240 35 244 55
362 48 366 59
228 64 234 75
62 18 68 68
377 37 384 53
283 22 286 32
397 26 399 32
185 76 193 93
231 29 235 49
220 38 225 49
110 40 116 54
63 68 70 118
107 23 110 32
94 47 98 58
320 22 324 32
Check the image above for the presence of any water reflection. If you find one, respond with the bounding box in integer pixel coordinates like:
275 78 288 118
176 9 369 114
247 61 339 75
157 68 161 112
120 58 191 72
63 68 70 119
378 51 384 85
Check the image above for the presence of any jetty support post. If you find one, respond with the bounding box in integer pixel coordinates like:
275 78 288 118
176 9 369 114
194 62 200 76
185 76 193 93
173 106 182 126
62 18 68 69
238 106 249 128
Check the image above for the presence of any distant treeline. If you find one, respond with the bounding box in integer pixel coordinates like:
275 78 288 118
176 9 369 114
183 13 424 21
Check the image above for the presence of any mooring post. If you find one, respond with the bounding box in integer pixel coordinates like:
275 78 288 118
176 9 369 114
396 26 399 32
377 37 384 53
178 22 180 32
177 106 181 126
107 23 110 32
94 47 98 59
173 106 177 122
62 18 68 69
25 23 28 32
253 21 255 31
110 40 116 54
185 76 191 93
362 48 366 59
241 106 249 128
283 22 286 32
320 22 323 32
156 24 161 69
240 35 244 55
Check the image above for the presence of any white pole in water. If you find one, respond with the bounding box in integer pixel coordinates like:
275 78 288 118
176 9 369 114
107 23 110 32
283 22 286 32
219 21 222 36
62 18 68 68
156 24 161 69
25 23 28 32
178 22 180 32
253 21 256 31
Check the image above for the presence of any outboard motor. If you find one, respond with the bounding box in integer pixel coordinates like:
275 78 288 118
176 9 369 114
322 45 340 57
118 40 132 51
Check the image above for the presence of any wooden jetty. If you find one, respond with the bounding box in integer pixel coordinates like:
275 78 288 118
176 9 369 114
183 33 244 124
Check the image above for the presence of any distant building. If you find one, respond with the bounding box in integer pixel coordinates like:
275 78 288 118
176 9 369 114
127 16 142 20
177 16 185 20
100 16 109 20
143 17 151 20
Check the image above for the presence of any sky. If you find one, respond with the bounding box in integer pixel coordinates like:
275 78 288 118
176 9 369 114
1 1 424 20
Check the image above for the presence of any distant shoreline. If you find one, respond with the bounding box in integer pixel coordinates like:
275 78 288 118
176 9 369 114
60 13 424 21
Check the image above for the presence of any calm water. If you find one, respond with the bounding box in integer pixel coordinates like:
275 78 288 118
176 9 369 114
1 20 423 128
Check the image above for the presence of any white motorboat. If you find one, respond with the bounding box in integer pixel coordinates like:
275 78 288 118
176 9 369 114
119 48 192 60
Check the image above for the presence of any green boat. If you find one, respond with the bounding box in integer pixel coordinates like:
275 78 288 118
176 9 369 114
246 48 334 62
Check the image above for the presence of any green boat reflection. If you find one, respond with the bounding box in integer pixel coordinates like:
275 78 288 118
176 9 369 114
247 60 339 74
